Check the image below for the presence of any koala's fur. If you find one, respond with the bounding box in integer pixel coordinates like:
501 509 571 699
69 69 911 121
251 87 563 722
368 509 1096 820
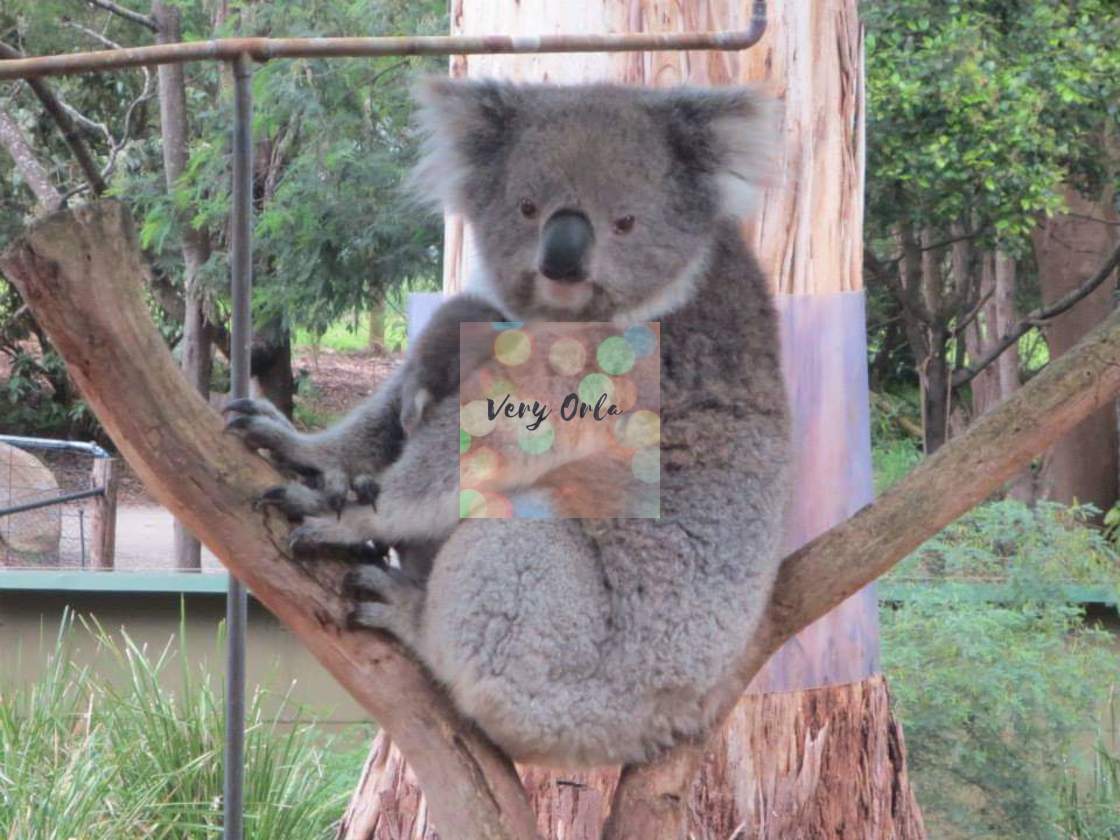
227 78 791 767
398 293 505 433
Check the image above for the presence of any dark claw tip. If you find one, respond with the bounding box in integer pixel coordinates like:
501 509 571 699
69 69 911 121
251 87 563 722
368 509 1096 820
222 398 257 414
258 486 289 502
224 416 252 432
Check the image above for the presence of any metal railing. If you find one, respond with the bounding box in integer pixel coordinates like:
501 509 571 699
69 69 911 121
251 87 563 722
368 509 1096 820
0 435 115 569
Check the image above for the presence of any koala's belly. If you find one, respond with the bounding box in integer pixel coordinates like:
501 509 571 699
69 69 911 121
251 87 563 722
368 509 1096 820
414 516 766 766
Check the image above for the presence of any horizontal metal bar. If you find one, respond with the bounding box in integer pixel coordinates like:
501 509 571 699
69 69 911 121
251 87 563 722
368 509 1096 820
0 3 766 81
0 434 111 458
0 486 104 517
0 569 236 594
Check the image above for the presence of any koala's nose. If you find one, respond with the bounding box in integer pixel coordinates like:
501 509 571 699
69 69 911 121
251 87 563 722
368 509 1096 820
538 210 593 283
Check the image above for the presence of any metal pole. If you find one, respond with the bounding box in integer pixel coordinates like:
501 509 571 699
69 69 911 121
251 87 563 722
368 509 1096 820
224 51 252 840
0 1 767 81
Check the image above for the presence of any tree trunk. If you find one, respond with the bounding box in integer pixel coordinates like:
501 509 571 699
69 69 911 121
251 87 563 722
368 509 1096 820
251 319 295 418
966 252 1000 418
7 200 1120 840
992 251 1019 402
922 323 951 454
346 1 924 837
368 299 385 351
153 0 214 570
1032 186 1120 513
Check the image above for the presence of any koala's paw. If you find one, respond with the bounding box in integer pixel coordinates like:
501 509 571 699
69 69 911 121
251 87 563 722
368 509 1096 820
288 520 388 563
223 397 294 428
345 564 424 645
224 398 314 474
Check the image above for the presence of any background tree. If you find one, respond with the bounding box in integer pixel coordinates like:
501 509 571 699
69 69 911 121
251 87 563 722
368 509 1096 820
863 0 1120 469
0 0 445 437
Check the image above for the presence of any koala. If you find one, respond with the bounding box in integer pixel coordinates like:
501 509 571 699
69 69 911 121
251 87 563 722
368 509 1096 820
230 78 791 767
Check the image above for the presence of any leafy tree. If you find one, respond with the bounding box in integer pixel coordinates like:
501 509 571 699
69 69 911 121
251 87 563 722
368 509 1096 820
0 0 446 431
862 0 1120 452
883 500 1120 838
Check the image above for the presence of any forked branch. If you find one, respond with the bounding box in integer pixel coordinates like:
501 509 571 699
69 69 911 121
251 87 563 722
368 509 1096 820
5 201 1120 838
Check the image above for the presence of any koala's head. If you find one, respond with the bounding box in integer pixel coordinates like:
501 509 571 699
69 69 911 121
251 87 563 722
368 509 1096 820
409 78 773 322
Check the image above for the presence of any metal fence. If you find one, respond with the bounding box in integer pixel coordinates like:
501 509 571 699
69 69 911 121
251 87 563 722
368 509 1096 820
0 434 115 569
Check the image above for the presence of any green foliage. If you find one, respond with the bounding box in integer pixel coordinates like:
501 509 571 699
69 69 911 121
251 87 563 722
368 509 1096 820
294 320 370 354
864 0 1120 253
884 500 1120 837
116 2 447 340
0 611 352 839
885 596 1116 838
890 499 1120 592
0 0 447 433
870 388 922 493
1060 689 1120 840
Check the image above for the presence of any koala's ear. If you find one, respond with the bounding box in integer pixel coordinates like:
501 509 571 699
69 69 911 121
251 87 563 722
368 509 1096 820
655 86 779 218
408 76 520 214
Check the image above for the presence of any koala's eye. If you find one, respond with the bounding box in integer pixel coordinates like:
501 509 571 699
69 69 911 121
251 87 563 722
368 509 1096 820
612 215 636 235
519 198 538 219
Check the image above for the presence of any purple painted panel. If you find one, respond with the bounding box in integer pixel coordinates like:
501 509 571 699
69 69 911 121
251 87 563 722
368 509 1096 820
407 292 445 345
747 291 879 694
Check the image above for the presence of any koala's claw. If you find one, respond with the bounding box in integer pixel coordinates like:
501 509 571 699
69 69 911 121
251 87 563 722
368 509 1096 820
288 522 388 563
256 483 330 519
352 475 381 509
342 563 405 598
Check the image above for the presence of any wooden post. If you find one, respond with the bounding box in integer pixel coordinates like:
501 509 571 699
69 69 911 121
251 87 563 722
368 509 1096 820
89 456 118 570
345 1 925 837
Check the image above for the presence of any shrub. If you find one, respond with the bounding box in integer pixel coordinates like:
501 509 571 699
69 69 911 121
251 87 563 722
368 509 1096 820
883 501 1120 838
0 610 352 839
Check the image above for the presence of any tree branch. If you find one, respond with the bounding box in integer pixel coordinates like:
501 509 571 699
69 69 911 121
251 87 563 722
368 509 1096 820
951 285 994 338
84 0 158 32
0 201 537 840
0 42 107 196
952 237 1120 387
0 107 62 211
58 21 156 187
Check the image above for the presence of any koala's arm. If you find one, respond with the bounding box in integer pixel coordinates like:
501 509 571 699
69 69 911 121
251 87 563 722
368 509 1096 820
225 365 407 513
399 293 506 433
226 292 502 516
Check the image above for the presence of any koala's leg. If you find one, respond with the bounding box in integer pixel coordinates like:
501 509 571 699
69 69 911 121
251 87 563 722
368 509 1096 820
344 563 425 646
413 519 648 765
